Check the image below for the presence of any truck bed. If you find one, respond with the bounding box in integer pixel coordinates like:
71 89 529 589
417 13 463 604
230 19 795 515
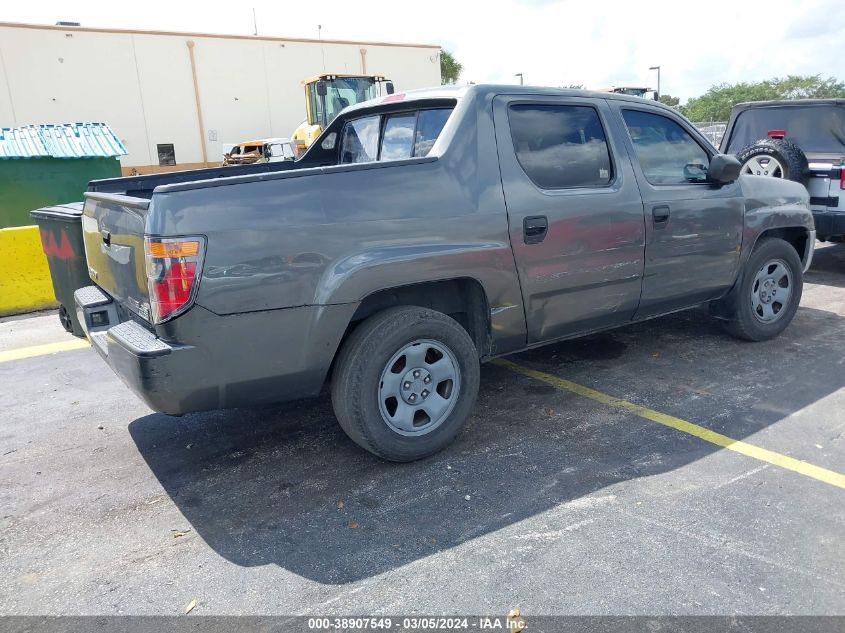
87 160 302 198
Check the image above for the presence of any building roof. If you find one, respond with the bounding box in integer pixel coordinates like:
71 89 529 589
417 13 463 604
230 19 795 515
0 21 441 50
0 122 127 159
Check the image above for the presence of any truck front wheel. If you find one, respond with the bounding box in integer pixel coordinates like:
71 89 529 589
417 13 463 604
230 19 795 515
331 306 480 462
721 237 803 341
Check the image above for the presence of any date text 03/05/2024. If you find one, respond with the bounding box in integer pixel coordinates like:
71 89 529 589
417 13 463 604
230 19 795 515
306 614 527 630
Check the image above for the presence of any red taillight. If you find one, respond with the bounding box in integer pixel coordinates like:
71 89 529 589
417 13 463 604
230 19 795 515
144 237 204 323
767 129 786 139
840 168 845 191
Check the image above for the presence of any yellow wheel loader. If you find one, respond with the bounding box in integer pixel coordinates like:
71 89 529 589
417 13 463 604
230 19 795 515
292 74 394 154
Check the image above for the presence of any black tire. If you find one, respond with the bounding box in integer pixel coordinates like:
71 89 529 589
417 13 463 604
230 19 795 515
331 306 480 462
721 238 803 341
735 138 809 185
58 305 74 333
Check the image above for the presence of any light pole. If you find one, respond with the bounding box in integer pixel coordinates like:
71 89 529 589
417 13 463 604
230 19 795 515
514 73 524 86
649 66 661 100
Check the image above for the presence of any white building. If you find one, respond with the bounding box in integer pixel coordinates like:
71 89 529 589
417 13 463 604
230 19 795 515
0 21 442 174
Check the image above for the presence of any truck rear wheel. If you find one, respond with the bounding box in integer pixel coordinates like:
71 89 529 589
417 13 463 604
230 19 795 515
721 238 803 341
331 306 480 462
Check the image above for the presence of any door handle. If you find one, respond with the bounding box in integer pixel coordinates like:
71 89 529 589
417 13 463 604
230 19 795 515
652 205 670 227
523 215 548 244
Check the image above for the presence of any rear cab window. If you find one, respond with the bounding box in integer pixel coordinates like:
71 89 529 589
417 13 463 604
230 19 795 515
507 104 614 189
340 116 380 164
339 106 454 165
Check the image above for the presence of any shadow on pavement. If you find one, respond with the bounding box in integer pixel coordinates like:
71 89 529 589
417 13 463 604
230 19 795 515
129 302 845 584
807 242 845 288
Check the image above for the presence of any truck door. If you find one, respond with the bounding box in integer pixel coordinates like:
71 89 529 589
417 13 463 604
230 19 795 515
493 95 646 344
611 104 744 317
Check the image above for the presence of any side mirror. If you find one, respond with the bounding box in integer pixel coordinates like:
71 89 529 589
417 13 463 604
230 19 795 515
316 80 327 96
385 81 395 95
707 153 741 184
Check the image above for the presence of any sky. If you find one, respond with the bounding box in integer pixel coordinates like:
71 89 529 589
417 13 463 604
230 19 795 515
4 0 845 101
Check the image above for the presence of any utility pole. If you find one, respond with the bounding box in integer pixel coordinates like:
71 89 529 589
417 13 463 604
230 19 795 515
252 8 258 36
649 65 661 99
514 72 524 86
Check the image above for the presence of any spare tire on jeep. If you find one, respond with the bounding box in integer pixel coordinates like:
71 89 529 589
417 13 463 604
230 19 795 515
735 138 809 185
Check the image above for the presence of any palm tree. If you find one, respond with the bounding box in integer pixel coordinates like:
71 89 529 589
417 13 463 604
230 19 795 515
440 50 463 85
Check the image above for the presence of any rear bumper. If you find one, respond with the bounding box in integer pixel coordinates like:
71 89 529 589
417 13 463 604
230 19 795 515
812 210 845 239
75 286 214 414
74 285 356 415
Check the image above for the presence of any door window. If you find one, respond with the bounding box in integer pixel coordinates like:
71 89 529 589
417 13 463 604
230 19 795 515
622 110 711 185
508 104 613 189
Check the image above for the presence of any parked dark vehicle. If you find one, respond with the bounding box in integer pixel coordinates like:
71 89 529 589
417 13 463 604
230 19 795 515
76 85 815 461
721 99 845 241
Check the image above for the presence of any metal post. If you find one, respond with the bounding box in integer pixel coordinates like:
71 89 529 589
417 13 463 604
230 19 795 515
515 73 523 86
186 41 209 166
649 65 661 99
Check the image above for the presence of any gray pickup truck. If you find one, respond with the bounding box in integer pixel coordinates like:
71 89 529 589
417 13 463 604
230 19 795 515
76 85 815 461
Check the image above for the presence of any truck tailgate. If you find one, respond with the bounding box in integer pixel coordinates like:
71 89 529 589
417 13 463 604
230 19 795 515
81 192 152 321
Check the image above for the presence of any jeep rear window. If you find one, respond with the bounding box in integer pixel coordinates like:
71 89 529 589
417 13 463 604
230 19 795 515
340 107 454 164
725 105 845 154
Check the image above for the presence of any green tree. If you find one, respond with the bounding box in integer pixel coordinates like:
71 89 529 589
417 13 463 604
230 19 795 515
658 94 680 108
683 75 845 121
440 50 463 85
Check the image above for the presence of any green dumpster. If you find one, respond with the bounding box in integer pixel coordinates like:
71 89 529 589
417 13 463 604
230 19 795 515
30 202 89 337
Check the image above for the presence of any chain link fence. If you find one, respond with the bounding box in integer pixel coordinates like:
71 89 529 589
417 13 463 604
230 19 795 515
692 122 728 148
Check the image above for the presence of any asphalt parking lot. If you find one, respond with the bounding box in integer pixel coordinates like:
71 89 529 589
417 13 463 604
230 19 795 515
1 243 844 616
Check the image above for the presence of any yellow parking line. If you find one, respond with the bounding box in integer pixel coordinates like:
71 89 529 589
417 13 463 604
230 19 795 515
0 339 90 363
494 358 845 491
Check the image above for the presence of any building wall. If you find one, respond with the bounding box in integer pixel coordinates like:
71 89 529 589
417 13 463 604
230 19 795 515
0 23 441 173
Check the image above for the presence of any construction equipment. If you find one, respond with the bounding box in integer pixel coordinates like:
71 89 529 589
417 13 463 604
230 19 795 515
292 74 394 153
598 86 657 100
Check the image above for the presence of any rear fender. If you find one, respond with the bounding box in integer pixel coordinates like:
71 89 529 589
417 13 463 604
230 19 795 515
315 241 527 355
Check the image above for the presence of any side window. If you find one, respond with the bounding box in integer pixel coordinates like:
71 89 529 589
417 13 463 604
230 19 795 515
414 108 452 157
621 109 710 184
508 104 613 189
381 114 416 160
340 115 380 164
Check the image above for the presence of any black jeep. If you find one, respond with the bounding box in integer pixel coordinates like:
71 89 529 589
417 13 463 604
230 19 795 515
721 99 845 242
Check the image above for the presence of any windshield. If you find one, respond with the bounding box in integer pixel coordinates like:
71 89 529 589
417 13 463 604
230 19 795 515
311 77 379 128
725 104 845 155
